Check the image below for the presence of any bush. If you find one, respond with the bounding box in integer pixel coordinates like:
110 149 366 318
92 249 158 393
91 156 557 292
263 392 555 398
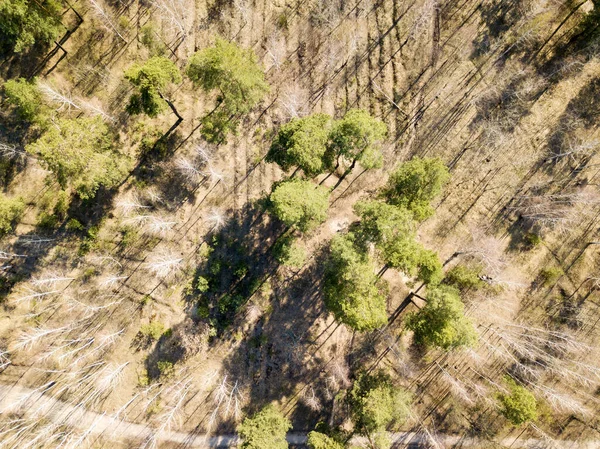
273 236 307 268
157 360 175 378
444 264 485 291
139 321 166 340
497 378 538 426
238 405 292 449
269 179 330 232
0 194 24 236
539 266 563 287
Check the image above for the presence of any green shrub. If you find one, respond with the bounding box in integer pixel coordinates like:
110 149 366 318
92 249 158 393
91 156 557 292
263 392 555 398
3 78 43 121
157 360 175 378
524 232 542 247
539 266 563 287
273 235 306 268
139 321 166 340
0 194 24 236
497 378 538 426
444 264 485 291
66 218 84 232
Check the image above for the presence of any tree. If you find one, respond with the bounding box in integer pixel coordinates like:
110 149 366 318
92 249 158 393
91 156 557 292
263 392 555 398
237 405 291 449
269 179 329 231
125 56 182 117
326 109 387 188
383 157 450 221
3 78 44 122
0 194 24 236
186 37 269 143
323 233 388 331
267 113 332 176
497 378 538 426
405 285 477 350
353 201 442 285
0 0 63 53
349 371 412 435
26 116 130 199
307 431 344 449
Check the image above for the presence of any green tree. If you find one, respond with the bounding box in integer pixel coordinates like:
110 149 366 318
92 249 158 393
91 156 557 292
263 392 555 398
323 233 388 331
3 78 44 122
497 378 538 426
125 56 182 117
238 405 291 449
349 371 412 435
307 431 344 449
26 116 130 199
353 201 442 285
267 113 332 176
0 0 63 53
405 285 477 350
269 179 329 231
383 157 450 221
186 37 269 143
326 109 387 187
0 194 25 236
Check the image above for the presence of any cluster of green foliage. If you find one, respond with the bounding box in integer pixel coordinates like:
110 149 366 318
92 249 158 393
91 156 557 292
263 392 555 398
237 405 291 449
443 264 486 291
269 179 330 231
267 109 387 179
26 116 130 199
306 431 344 449
405 285 477 350
354 200 443 285
348 371 412 436
497 377 538 425
272 234 307 268
325 108 387 175
267 114 332 176
125 56 182 117
139 321 166 340
323 233 388 331
0 0 63 53
186 37 269 143
3 78 45 122
0 194 25 236
383 157 450 221
538 266 563 287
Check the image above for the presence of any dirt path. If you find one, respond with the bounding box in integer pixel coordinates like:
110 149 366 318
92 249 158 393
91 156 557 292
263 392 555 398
0 384 596 448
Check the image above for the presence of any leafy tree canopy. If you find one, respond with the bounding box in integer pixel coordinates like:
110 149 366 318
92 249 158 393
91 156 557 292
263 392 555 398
238 405 292 449
306 431 344 449
3 78 44 122
186 37 269 114
266 113 332 176
349 371 412 435
323 233 388 331
0 194 25 236
0 0 63 53
353 201 442 285
125 56 182 117
383 157 450 221
498 378 538 426
405 285 477 350
26 116 130 199
325 108 387 171
269 179 329 232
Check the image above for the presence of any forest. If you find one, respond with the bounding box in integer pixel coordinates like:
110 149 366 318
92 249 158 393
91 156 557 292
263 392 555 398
1 0 600 448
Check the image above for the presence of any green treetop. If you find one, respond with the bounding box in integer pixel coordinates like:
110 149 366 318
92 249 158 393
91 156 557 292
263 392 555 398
3 78 44 122
269 179 329 232
267 113 332 176
125 56 182 117
0 194 25 236
186 37 269 143
26 116 130 199
497 378 538 426
353 200 443 285
349 371 412 435
0 0 63 53
383 157 450 221
237 405 292 449
307 431 344 449
405 285 477 350
326 109 387 185
323 233 388 331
